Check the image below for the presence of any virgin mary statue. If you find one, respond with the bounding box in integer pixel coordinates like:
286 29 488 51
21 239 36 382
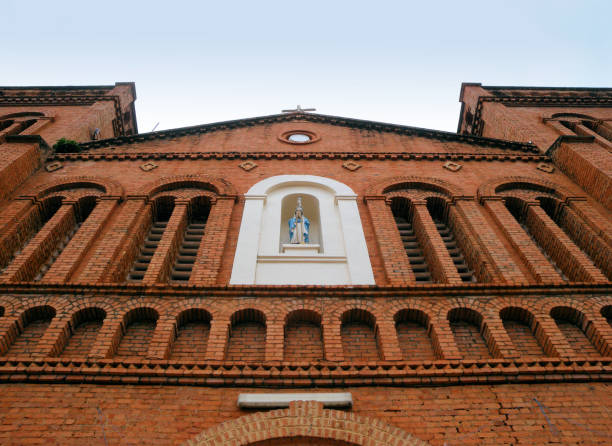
288 197 310 244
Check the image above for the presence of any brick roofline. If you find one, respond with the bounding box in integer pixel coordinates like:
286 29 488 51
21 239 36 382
79 112 539 153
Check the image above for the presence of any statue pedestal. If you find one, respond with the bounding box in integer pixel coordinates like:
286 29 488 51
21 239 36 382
281 244 321 255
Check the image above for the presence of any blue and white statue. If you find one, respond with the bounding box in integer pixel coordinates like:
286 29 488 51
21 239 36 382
288 197 310 244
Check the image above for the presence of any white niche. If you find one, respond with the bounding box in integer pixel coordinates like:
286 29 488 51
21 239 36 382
230 175 375 285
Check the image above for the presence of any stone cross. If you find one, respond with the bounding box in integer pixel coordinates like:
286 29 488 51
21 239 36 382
282 105 316 113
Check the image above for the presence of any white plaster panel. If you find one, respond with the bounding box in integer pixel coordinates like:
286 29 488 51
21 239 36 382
230 175 375 285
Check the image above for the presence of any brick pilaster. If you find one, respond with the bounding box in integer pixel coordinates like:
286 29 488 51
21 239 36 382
555 204 612 280
412 201 462 284
431 319 462 360
366 197 415 286
453 200 528 284
377 318 402 360
265 321 284 362
323 321 344 362
569 199 612 247
525 205 607 283
142 202 189 284
0 199 38 268
205 319 228 361
78 198 147 283
483 199 563 283
147 316 175 360
0 203 76 283
190 196 235 285
40 198 118 283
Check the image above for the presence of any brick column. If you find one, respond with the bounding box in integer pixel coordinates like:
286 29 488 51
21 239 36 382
88 317 121 359
265 321 284 362
481 317 518 359
77 198 147 283
412 201 462 284
453 200 528 284
0 199 37 268
40 198 118 283
483 199 563 283
431 319 462 360
376 318 402 361
190 196 235 285
142 202 189 284
323 321 344 362
0 202 76 283
205 319 228 361
525 205 607 283
365 197 415 285
147 316 175 360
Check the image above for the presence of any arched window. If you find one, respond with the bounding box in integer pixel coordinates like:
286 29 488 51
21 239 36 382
127 196 175 281
34 196 98 281
284 310 324 362
550 112 612 142
169 197 210 282
500 307 546 358
391 198 433 283
0 196 62 275
538 197 610 280
550 307 601 357
0 178 119 283
125 184 215 285
170 308 211 361
448 308 491 360
225 309 266 362
3 306 56 357
0 112 45 138
504 196 568 280
394 309 436 360
60 307 106 357
426 197 476 282
340 309 381 361
114 308 159 359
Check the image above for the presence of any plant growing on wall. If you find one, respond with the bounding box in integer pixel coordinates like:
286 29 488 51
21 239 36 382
53 138 82 153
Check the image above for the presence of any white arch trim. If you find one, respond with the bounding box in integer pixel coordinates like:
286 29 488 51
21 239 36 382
231 175 375 285
246 174 356 196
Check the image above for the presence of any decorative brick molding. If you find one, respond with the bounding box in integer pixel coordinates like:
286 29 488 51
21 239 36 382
77 112 538 153
183 400 429 446
49 151 549 163
477 175 579 203
18 175 125 200
138 173 238 198
366 175 468 198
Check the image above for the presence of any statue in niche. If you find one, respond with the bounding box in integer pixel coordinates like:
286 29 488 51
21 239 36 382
288 197 310 244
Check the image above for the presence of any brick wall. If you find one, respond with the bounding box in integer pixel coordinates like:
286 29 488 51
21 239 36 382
0 383 610 445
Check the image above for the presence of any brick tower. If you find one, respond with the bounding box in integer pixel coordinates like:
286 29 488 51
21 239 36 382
0 83 610 445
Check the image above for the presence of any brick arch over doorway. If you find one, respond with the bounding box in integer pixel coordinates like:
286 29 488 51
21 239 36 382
183 401 429 446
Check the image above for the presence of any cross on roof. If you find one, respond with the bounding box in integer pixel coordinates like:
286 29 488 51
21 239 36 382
281 105 316 114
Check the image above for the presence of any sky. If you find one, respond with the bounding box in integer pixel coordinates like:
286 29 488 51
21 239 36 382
3 0 611 133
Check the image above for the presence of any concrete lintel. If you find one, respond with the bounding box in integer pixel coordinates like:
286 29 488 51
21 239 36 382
237 392 353 409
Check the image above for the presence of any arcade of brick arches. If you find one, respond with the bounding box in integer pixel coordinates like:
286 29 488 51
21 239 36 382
0 83 610 445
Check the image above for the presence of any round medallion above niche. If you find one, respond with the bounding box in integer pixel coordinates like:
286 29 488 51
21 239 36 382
278 130 320 145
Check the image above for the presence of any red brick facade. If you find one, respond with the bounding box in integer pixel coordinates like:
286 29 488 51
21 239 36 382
0 84 610 444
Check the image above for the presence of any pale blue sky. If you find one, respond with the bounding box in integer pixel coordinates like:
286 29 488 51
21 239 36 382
3 0 611 133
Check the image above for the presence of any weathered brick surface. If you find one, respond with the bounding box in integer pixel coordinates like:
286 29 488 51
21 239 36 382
0 84 610 444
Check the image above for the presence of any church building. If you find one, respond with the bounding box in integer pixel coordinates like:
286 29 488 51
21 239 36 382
0 82 610 445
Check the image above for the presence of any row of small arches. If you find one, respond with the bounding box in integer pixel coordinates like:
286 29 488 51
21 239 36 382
1 303 610 362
